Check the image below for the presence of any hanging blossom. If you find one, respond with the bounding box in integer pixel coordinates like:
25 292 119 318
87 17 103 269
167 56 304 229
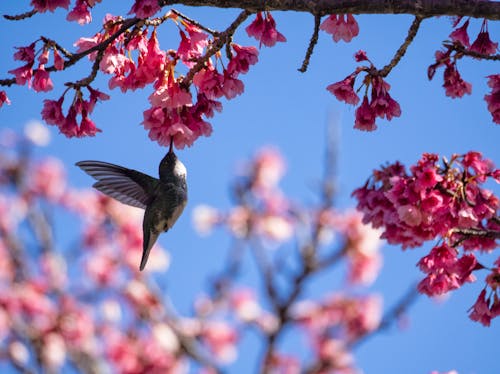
353 152 500 324
245 11 286 47
485 74 500 124
326 51 401 131
320 14 359 43
41 86 109 138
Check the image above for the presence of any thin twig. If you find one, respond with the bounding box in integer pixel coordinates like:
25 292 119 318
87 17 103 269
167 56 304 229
298 13 321 73
170 9 218 35
3 9 37 21
378 16 424 77
444 42 500 61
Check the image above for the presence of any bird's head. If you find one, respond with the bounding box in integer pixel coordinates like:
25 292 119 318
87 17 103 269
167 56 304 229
159 138 187 181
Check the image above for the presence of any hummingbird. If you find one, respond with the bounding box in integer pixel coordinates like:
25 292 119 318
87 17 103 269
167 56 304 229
76 139 187 271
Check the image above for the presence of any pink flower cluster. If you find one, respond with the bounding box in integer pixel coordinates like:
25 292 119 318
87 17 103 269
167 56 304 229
320 14 359 43
429 18 498 118
353 152 498 249
41 86 108 137
73 15 259 148
327 52 401 131
8 41 66 93
245 12 286 47
353 152 500 323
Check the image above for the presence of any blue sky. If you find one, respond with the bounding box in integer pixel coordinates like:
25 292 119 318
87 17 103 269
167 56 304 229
1 2 499 373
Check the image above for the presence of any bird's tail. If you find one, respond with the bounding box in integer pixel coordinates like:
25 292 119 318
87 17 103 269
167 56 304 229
140 230 159 271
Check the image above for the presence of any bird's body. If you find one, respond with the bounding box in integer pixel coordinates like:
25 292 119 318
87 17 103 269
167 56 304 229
76 143 187 271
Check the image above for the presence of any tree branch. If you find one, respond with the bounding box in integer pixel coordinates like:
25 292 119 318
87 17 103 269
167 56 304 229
159 0 500 20
298 13 321 73
379 16 424 77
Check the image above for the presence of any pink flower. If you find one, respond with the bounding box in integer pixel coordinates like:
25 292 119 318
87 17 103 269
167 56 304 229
32 65 54 92
177 23 208 66
128 0 160 18
149 76 193 109
87 86 110 112
29 157 66 201
320 14 359 43
38 47 50 65
469 289 493 326
370 76 401 120
449 19 470 47
245 12 286 47
78 114 102 137
0 91 11 108
484 74 500 124
470 28 498 56
8 63 34 87
30 0 70 12
66 0 91 24
42 97 65 125
354 96 376 131
13 43 35 62
193 66 225 99
222 72 244 99
227 44 259 76
326 74 360 105
53 48 65 70
443 64 472 98
60 106 79 138
201 321 238 363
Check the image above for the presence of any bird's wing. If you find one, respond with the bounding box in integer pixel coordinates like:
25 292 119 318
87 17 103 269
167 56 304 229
76 161 158 209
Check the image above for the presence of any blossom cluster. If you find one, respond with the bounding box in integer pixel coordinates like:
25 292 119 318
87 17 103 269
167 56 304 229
429 18 499 123
326 51 401 131
353 151 499 324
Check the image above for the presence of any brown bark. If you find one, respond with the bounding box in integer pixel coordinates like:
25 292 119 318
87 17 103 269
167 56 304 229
160 0 500 20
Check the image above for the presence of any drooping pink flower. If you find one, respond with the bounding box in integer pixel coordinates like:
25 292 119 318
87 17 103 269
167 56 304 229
354 96 376 131
8 63 34 87
449 19 470 47
38 47 50 65
53 48 65 70
320 14 359 43
59 106 79 138
78 113 102 137
193 66 225 99
0 91 10 108
222 72 244 99
443 63 472 98
326 74 360 105
128 0 160 19
260 12 287 47
227 44 259 76
41 97 65 125
370 76 401 120
469 289 493 326
176 23 208 66
66 0 92 24
32 65 54 92
245 12 286 47
470 28 498 56
30 0 70 12
13 43 36 62
484 74 500 124
87 86 110 113
149 75 193 109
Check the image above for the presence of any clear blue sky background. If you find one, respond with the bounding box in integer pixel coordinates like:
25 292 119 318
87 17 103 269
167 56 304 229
1 2 499 373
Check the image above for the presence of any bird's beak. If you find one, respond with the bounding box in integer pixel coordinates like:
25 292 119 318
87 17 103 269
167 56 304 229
168 137 174 154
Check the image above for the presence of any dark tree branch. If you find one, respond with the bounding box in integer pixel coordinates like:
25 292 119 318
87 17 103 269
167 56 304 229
298 13 321 73
444 42 500 61
159 0 500 20
379 16 424 77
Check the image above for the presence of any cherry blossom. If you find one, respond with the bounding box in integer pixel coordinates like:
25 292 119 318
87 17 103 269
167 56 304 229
320 14 359 43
